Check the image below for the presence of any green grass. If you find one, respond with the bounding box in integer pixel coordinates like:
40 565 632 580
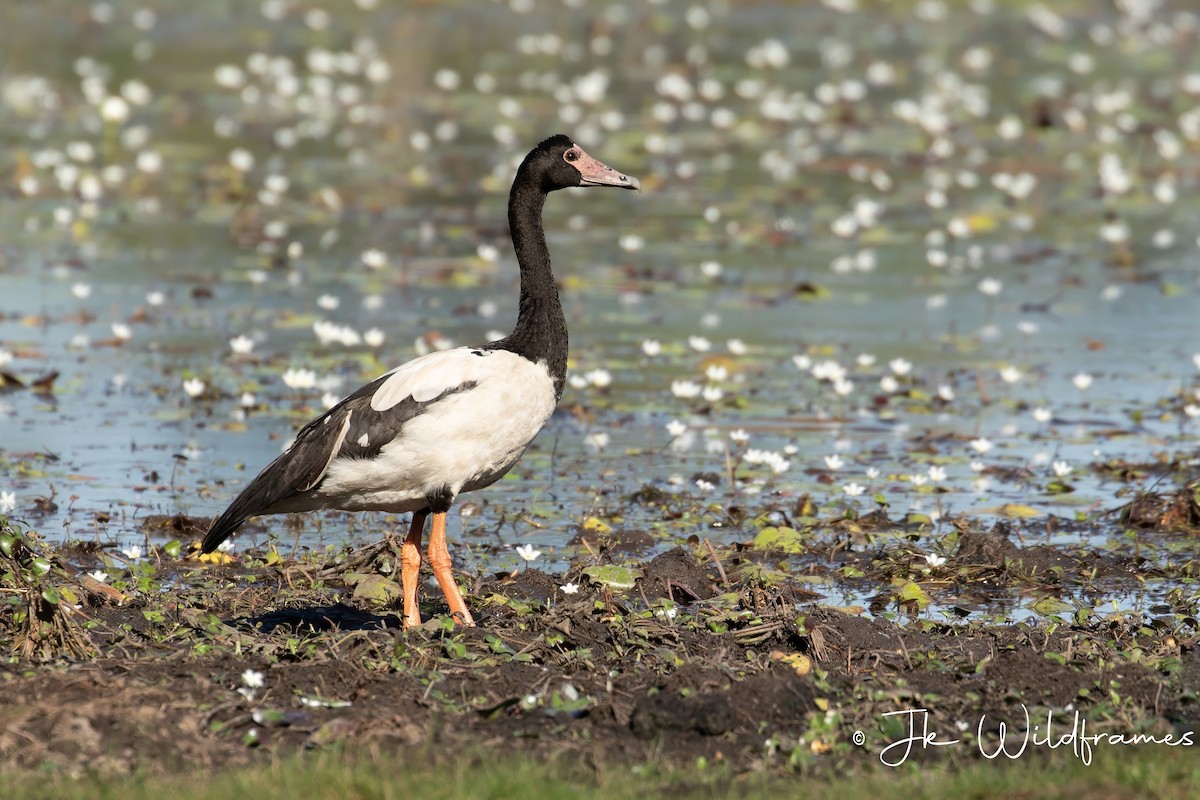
3 743 1196 800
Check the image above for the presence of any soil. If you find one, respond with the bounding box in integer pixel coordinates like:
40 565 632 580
1 512 1197 778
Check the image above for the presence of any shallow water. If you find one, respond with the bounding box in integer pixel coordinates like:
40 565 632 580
1 1 1198 604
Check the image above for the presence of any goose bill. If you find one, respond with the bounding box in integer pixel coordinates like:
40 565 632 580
575 149 640 191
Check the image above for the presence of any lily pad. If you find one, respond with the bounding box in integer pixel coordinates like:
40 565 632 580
581 564 643 590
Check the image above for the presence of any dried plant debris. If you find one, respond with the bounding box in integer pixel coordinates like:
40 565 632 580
1 525 1196 777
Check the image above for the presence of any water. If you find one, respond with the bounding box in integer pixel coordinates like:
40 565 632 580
1 2 1198 611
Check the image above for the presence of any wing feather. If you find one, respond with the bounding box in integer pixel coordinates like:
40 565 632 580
201 347 493 552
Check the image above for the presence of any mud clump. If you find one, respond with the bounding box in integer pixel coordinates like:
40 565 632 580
0 530 1195 778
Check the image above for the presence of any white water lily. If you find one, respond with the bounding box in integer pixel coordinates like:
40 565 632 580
516 544 542 562
182 378 205 398
229 334 255 355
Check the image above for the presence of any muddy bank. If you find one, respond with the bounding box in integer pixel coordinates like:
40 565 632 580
1 520 1196 776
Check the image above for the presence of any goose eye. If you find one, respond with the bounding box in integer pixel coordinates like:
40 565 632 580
565 149 579 162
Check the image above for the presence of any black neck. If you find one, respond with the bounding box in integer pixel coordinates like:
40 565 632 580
488 176 569 398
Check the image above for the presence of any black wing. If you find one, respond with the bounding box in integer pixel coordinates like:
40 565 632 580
200 375 475 553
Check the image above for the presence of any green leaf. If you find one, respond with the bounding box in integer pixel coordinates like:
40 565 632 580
895 581 931 609
347 573 401 604
164 539 183 558
1029 595 1072 617
751 526 806 554
41 586 61 605
581 564 643 590
31 556 52 576
0 533 15 557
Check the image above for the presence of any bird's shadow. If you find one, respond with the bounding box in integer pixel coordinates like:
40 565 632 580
230 602 402 634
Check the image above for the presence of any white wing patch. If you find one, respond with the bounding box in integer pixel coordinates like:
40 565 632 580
370 347 495 411
306 352 558 514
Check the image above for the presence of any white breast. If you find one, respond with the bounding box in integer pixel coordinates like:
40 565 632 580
311 349 557 512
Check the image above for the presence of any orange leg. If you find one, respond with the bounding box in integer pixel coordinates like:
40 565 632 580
427 511 475 626
400 510 427 629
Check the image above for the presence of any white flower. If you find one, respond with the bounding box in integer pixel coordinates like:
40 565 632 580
665 419 688 437
182 378 206 398
585 368 612 388
1052 460 1072 478
229 334 255 355
121 544 142 560
560 582 579 595
1184 404 1200 419
729 429 749 444
812 360 846 382
970 438 994 454
241 668 265 688
824 454 844 471
1072 373 1093 390
792 354 812 371
969 460 986 473
865 467 880 480
842 482 865 497
72 282 92 299
111 322 133 340
701 385 724 403
240 392 257 408
927 465 947 483
363 328 385 347
888 357 912 376
727 339 748 355
282 368 317 390
999 366 1022 384
516 543 542 562
361 249 388 269
228 148 255 172
584 432 610 450
856 353 877 367
1032 407 1052 424
880 375 899 393
937 385 956 402
0 491 16 514
641 339 662 357
687 335 711 352
977 277 1003 296
910 474 928 487
924 553 946 568
670 380 701 399
619 234 644 252
705 364 729 382
88 570 109 583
